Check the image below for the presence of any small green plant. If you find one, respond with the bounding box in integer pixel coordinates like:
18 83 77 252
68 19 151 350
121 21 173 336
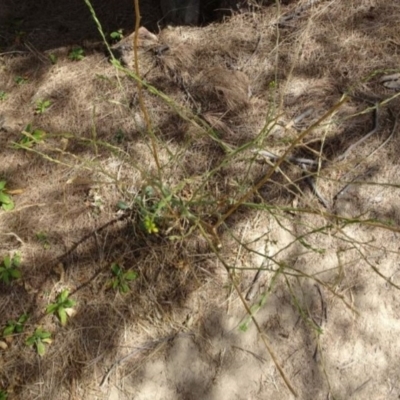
108 263 138 294
17 124 46 148
0 91 7 101
110 29 124 42
14 75 28 85
48 53 57 64
36 231 50 249
114 128 125 143
3 313 29 337
68 47 85 61
25 327 52 356
135 185 189 235
35 99 51 114
0 253 21 284
0 180 14 211
0 389 8 400
46 289 76 326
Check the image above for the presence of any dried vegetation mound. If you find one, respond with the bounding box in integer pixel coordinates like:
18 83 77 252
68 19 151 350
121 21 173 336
0 0 400 399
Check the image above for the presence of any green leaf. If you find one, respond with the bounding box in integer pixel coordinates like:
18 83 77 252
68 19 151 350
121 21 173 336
0 181 6 190
36 340 46 356
46 304 58 314
15 325 24 333
59 289 69 303
58 307 67 326
0 192 11 204
39 331 51 339
120 283 129 293
111 263 121 276
18 313 29 324
3 256 11 268
117 201 129 210
124 271 138 281
1 201 14 211
111 278 119 289
3 325 15 337
9 269 21 279
63 299 76 308
12 253 21 267
25 336 36 346
1 273 10 284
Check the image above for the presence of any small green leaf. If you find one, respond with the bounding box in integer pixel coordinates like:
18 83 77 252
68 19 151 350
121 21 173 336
124 271 138 281
63 299 76 308
25 336 36 346
18 313 29 324
59 289 69 303
111 263 121 276
1 201 14 211
117 201 129 210
9 269 21 279
39 331 51 340
12 253 21 267
58 307 67 326
36 340 46 356
111 278 119 289
120 283 129 293
46 304 58 314
3 256 11 268
3 325 15 337
0 181 6 190
0 192 12 204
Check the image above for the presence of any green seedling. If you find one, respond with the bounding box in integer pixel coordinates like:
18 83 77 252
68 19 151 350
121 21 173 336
114 128 125 143
35 99 51 114
48 53 57 64
0 390 8 400
14 75 28 85
46 289 76 326
0 180 14 211
0 91 7 101
0 253 21 284
25 327 52 356
109 263 138 294
135 185 188 235
36 232 50 249
68 47 85 61
3 313 29 337
17 124 46 148
110 29 124 42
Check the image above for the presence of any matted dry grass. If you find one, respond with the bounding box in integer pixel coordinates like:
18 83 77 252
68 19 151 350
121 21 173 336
1 0 400 399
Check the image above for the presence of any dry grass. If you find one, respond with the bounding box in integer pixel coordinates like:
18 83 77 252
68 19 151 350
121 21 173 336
1 0 400 399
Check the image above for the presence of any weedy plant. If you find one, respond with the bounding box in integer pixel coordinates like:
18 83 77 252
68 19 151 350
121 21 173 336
14 76 28 85
16 124 46 148
68 47 85 61
0 180 14 211
134 184 194 236
36 232 50 249
3 313 29 338
0 91 7 101
0 253 21 284
108 263 138 294
46 290 76 326
35 99 51 114
25 327 52 356
110 29 124 42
